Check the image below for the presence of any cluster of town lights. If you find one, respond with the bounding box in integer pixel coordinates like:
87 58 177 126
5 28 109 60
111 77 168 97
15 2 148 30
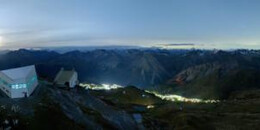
79 83 219 103
79 83 122 90
145 90 219 103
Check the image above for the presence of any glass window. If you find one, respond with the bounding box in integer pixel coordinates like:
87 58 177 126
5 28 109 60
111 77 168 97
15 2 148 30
9 75 37 89
11 84 27 89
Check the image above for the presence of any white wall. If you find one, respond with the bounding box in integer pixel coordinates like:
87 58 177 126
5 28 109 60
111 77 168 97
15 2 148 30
26 68 38 95
0 84 11 97
11 87 28 98
0 72 13 97
69 72 78 88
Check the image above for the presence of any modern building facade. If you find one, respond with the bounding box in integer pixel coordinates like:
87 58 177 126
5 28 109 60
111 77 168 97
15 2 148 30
0 65 38 98
54 68 78 88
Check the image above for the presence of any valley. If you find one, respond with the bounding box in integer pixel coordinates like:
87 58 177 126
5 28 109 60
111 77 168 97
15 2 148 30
1 49 260 129
1 79 260 129
1 49 260 99
80 83 219 103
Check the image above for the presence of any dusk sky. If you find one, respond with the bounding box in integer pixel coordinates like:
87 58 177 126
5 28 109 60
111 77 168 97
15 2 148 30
1 0 260 49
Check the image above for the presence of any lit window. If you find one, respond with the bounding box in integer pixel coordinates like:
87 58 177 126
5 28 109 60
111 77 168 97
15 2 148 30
22 84 27 88
11 84 27 89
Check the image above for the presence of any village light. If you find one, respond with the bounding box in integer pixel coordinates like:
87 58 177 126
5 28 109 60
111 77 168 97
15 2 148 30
79 83 122 90
147 105 154 109
102 84 110 90
145 90 219 103
79 83 219 104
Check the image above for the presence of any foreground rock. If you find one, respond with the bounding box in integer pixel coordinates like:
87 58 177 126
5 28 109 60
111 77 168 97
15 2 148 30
0 81 137 130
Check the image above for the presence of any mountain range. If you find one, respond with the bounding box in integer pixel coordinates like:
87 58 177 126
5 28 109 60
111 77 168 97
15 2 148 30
1 48 260 99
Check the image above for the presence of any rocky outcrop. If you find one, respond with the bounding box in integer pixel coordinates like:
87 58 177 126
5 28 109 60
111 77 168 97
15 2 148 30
46 85 137 129
0 82 137 129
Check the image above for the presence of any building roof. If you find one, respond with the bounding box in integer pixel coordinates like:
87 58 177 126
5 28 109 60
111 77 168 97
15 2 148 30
55 70 76 84
1 65 35 80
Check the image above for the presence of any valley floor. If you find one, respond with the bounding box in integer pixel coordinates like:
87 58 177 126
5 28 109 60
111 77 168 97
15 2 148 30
88 85 260 130
0 81 260 130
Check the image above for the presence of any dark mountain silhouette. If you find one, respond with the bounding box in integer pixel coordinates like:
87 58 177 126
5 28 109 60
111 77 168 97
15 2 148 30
1 48 260 129
1 49 260 99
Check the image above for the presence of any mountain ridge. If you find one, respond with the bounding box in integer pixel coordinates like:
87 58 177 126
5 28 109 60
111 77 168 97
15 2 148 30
1 49 260 99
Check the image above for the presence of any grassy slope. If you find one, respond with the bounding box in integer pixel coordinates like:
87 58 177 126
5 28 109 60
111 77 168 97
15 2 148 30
91 86 260 130
89 86 165 106
142 91 260 130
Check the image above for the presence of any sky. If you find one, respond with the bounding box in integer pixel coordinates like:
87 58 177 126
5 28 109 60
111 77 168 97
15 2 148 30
0 0 260 49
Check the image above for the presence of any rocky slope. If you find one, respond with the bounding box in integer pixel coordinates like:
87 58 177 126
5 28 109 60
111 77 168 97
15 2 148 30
0 81 137 129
